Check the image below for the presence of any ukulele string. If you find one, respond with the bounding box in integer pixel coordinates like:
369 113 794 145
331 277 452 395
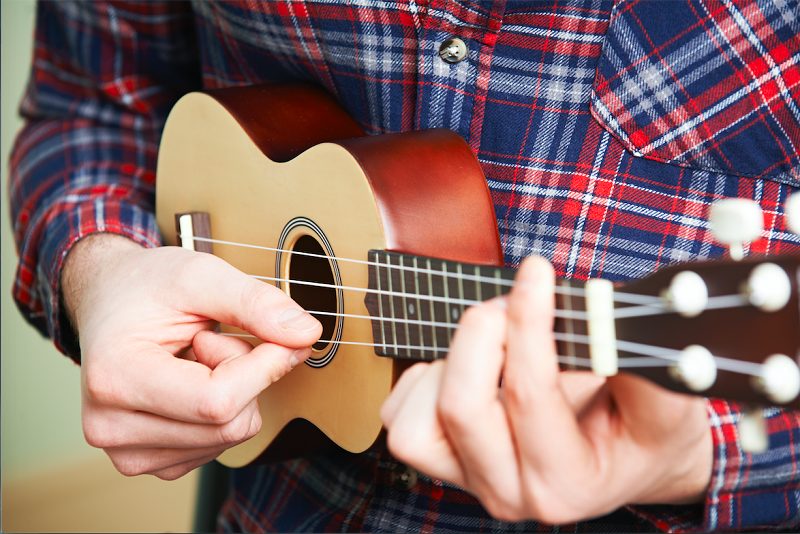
220 331 763 376
248 273 750 320
179 234 660 305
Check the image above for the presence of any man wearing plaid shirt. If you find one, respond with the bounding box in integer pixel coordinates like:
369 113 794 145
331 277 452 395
9 0 799 531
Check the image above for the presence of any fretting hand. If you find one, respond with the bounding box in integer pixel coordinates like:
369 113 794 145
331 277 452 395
381 256 712 523
63 234 321 480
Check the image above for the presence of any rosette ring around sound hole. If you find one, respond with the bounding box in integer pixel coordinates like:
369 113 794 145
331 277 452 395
275 217 343 368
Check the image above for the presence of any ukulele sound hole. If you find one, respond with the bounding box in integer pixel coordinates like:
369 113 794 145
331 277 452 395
287 234 338 352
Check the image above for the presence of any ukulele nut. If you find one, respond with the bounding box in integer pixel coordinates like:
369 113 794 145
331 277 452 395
671 345 717 392
663 271 707 317
746 263 791 312
755 354 800 404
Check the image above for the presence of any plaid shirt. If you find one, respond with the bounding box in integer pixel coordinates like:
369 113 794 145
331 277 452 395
9 0 800 531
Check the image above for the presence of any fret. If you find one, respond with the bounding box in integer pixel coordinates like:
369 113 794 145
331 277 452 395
474 264 482 303
430 258 450 351
373 251 388 355
397 254 412 357
388 254 408 357
384 254 399 356
493 267 503 298
460 263 479 310
411 256 431 361
559 279 577 370
425 257 439 358
444 262 462 340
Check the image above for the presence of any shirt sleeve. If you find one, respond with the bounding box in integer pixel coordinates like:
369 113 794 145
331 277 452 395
9 0 201 361
628 400 800 532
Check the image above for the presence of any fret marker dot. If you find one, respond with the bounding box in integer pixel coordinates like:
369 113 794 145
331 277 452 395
408 303 415 315
451 307 460 321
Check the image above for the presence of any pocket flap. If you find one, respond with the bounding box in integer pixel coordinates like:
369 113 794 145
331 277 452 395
590 0 800 186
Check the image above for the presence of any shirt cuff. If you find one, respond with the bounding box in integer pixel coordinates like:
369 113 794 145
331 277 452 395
31 198 162 363
628 399 800 532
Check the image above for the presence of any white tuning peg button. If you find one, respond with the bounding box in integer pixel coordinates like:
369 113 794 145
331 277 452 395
663 271 708 317
709 199 763 260
739 409 768 454
786 192 800 235
671 345 717 392
746 263 791 312
756 354 800 404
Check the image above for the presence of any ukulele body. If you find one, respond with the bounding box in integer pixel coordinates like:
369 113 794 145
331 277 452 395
155 85 503 467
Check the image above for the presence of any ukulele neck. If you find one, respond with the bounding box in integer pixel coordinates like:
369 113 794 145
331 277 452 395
363 250 592 369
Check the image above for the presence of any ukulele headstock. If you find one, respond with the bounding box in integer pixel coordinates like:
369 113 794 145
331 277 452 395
611 195 799 454
616 254 800 407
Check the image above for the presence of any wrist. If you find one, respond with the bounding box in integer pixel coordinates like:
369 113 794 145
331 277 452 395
61 234 144 333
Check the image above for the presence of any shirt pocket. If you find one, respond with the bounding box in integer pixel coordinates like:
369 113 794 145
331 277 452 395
589 0 800 187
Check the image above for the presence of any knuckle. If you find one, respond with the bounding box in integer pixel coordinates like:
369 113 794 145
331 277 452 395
155 467 187 481
198 386 237 424
507 292 533 325
437 392 474 433
237 283 275 332
386 427 419 465
501 372 538 412
111 455 148 477
459 304 504 332
219 415 253 444
84 368 120 407
82 416 115 448
457 305 484 328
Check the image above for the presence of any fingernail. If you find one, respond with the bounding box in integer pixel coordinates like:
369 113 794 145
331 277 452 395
289 348 311 368
279 308 318 330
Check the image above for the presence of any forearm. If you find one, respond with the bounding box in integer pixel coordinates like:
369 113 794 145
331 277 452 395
61 234 144 335
9 1 200 359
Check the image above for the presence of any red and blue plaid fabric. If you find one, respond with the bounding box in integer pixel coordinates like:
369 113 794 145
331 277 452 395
9 1 800 532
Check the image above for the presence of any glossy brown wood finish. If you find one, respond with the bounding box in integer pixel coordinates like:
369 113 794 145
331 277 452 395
617 255 800 408
338 130 503 266
208 84 365 162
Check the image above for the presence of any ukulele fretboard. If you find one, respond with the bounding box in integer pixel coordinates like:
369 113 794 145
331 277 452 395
364 250 590 367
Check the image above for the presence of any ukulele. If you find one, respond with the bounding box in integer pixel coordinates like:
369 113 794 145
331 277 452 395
155 84 800 468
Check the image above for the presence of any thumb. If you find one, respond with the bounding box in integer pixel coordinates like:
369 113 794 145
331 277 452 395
173 249 322 347
608 374 702 440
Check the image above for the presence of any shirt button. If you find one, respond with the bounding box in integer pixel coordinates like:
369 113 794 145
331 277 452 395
438 37 468 64
389 465 419 489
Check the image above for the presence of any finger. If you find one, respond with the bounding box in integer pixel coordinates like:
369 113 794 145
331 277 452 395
86 341 311 424
175 250 322 347
82 399 260 449
193 329 255 369
151 453 220 481
503 256 593 471
559 371 607 414
381 362 429 428
384 360 466 486
607 373 706 441
107 443 228 477
438 298 520 497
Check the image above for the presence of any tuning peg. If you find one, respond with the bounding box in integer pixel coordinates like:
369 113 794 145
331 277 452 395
663 271 708 317
709 199 763 260
670 345 717 392
786 192 800 235
755 354 800 404
746 263 791 312
739 408 768 454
